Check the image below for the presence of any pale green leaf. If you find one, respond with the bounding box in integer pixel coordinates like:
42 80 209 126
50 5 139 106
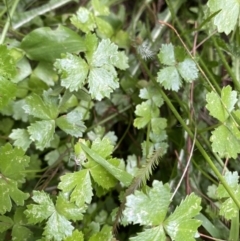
0 143 30 182
88 65 119 100
164 193 202 241
56 109 86 137
130 226 166 241
177 58 198 82
89 225 112 241
54 53 89 92
134 101 159 129
20 25 86 62
23 93 58 120
25 191 75 241
0 77 17 110
139 86 164 107
210 120 240 158
56 193 87 221
158 43 175 65
206 86 237 122
157 66 181 91
58 170 93 207
43 212 74 241
25 191 55 224
71 7 96 33
80 141 133 186
92 39 119 66
217 171 238 198
216 171 240 220
9 128 32 151
64 230 84 241
207 0 240 34
0 216 13 232
113 51 129 70
123 181 171 225
12 100 29 122
0 179 29 215
27 120 55 150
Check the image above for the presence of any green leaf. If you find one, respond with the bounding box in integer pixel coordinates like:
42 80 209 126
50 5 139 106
151 118 167 133
25 191 74 241
88 65 119 100
43 212 74 241
139 86 164 107
206 86 237 122
164 193 202 241
0 45 17 79
27 120 55 150
58 169 93 207
23 93 58 120
56 193 87 221
12 224 33 241
207 0 240 34
210 120 240 158
217 171 240 220
92 0 109 16
64 230 84 241
0 77 17 110
130 226 166 241
80 139 133 186
9 129 32 151
0 143 30 183
85 157 120 189
157 43 198 91
157 66 181 91
56 109 86 137
177 58 199 82
123 181 171 225
33 61 58 86
89 225 112 241
88 38 128 100
25 191 55 224
0 216 13 232
71 7 96 33
0 179 29 215
158 43 175 65
134 101 159 129
54 53 89 92
20 25 86 62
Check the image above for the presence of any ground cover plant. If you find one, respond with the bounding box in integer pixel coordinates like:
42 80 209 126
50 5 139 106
1 0 240 240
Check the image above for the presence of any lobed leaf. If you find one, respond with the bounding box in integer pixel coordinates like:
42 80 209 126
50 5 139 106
164 193 202 241
123 181 171 225
206 86 237 122
207 0 240 35
58 170 93 207
56 109 86 137
9 129 32 151
54 53 89 92
27 120 55 150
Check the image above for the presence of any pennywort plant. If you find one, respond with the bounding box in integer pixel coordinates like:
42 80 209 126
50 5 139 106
1 0 240 240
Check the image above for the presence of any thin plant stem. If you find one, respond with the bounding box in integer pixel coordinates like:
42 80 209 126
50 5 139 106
171 127 197 200
0 0 20 44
